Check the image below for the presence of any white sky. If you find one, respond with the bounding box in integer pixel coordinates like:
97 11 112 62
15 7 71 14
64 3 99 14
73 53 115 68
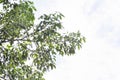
34 0 120 80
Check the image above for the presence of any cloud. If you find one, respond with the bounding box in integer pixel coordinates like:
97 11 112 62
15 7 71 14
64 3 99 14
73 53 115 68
83 0 104 15
93 0 120 47
34 0 120 80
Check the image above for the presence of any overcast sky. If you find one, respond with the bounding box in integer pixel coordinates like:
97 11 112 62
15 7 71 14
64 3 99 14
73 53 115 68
34 0 120 80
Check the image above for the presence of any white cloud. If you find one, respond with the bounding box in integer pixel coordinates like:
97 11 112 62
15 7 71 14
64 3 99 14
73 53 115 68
34 0 120 80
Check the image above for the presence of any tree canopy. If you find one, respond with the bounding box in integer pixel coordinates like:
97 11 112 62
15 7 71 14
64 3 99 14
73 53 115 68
0 0 85 80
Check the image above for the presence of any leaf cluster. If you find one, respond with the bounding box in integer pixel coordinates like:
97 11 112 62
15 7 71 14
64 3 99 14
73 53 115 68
0 0 85 80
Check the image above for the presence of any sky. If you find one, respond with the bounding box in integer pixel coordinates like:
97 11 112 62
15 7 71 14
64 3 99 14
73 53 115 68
34 0 120 80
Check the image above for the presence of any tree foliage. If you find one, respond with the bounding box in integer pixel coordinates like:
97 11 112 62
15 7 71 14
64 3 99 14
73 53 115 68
0 0 85 80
